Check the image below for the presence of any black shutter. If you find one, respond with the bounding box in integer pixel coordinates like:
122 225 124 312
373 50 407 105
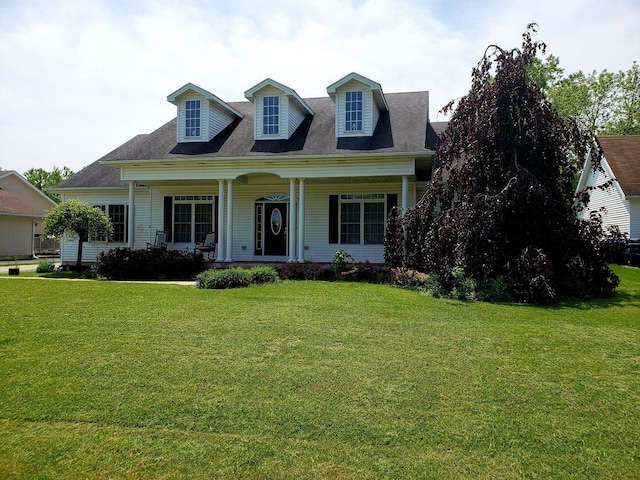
329 194 339 244
163 196 173 242
387 193 398 216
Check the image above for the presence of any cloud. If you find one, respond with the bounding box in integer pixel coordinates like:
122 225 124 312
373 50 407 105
0 0 638 173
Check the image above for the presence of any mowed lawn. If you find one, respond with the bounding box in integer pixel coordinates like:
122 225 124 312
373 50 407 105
0 267 639 479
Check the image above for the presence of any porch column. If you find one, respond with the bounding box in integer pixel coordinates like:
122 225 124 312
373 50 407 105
216 180 225 262
297 178 305 262
128 181 135 248
225 180 233 262
401 175 409 215
288 178 297 262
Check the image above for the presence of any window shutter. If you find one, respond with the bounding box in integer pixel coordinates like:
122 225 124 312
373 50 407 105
329 195 339 244
387 193 398 216
163 196 173 242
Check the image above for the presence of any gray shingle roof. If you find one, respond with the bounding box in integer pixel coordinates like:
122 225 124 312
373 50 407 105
55 91 436 189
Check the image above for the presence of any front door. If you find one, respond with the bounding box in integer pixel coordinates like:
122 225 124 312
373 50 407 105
255 202 288 256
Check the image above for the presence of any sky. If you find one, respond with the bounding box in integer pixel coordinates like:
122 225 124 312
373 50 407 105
0 0 638 175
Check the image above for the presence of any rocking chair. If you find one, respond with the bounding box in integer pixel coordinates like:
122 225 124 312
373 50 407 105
147 231 168 250
195 232 217 260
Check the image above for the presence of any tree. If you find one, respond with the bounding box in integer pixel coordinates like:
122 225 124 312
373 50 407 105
24 166 74 203
538 61 640 135
385 24 619 303
43 199 112 270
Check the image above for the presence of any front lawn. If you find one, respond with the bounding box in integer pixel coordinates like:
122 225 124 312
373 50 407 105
1 266 638 478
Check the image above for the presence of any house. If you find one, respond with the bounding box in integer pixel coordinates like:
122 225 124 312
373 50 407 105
51 72 446 265
0 170 58 259
576 135 640 240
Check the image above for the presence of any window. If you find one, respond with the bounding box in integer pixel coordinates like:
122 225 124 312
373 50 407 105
185 99 201 137
109 205 127 242
345 90 363 132
173 196 214 243
339 194 385 245
263 96 279 135
90 204 127 242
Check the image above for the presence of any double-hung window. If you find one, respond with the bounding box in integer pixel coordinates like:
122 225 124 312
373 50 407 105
90 204 127 242
185 100 201 137
345 91 363 132
263 96 279 135
339 194 385 245
173 196 213 243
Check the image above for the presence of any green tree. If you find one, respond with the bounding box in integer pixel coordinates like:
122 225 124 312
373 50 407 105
602 61 640 134
43 199 112 270
24 166 74 203
385 25 618 303
541 62 639 135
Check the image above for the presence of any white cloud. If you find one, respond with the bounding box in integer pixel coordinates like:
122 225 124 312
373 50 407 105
0 0 638 174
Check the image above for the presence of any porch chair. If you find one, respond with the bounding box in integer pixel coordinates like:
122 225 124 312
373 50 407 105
147 231 168 250
195 232 216 260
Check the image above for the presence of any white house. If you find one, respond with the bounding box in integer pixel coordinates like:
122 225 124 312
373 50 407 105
51 72 446 265
576 135 640 241
0 170 57 259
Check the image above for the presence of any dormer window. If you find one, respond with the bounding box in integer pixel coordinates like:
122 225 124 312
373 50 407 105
345 91 363 132
167 83 243 143
185 100 201 137
263 96 280 135
245 79 313 140
327 73 388 138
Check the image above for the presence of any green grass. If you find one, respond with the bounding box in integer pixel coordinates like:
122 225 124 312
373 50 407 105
1 266 639 479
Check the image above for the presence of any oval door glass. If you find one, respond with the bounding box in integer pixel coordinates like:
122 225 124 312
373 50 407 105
270 208 282 235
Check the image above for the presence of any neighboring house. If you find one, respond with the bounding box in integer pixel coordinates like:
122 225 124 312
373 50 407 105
576 135 640 240
0 170 58 259
51 72 446 265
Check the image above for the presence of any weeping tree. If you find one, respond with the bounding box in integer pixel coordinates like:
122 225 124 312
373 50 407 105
385 25 619 303
43 199 112 270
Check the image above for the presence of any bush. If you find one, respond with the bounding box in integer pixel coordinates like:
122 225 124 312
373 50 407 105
331 249 353 278
36 260 55 273
278 260 325 280
603 226 629 265
197 266 280 289
94 248 204 280
340 261 383 282
197 268 251 289
249 266 279 284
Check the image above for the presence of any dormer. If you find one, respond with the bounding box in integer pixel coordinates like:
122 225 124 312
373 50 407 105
327 72 389 138
167 83 243 143
244 79 314 141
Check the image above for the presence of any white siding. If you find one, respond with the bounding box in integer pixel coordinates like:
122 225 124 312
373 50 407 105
288 101 305 137
208 102 236 139
579 165 630 235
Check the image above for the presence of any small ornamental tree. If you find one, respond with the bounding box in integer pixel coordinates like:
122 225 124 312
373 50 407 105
385 24 619 303
43 199 112 270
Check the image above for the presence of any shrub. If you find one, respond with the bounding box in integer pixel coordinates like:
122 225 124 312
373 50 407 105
94 247 204 280
390 268 430 288
196 266 279 289
603 225 629 265
36 260 55 273
340 261 383 283
197 268 251 289
331 249 353 278
278 260 325 280
249 266 279 284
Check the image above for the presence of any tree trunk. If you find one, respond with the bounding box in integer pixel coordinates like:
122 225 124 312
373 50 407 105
76 239 84 270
